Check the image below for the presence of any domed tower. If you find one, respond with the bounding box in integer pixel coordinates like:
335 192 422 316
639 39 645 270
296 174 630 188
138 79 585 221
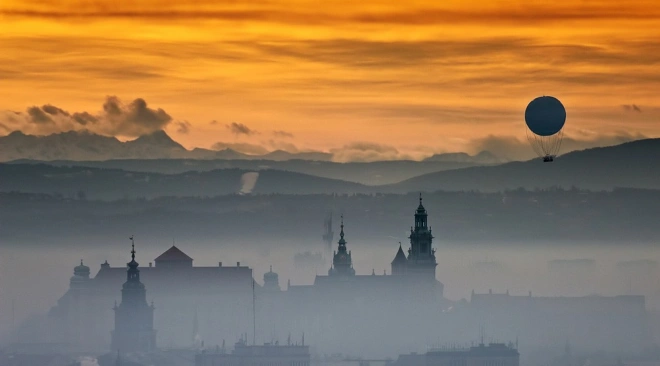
65 259 93 347
406 194 437 278
70 260 91 289
328 216 355 277
263 266 280 291
111 237 156 353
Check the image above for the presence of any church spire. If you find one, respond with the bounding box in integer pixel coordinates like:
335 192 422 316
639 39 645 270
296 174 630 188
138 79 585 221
329 214 354 276
416 193 426 214
130 236 136 262
112 235 156 353
338 215 346 246
126 236 140 282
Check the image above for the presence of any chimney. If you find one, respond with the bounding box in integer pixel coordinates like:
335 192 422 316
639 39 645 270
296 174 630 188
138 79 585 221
237 262 240 267
219 262 222 267
149 262 152 268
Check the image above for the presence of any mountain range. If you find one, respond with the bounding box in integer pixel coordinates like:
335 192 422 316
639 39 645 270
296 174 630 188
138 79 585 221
0 130 499 165
11 158 486 185
1 138 659 199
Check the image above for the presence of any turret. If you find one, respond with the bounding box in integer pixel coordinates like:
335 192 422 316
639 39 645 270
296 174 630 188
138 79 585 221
391 243 407 275
329 215 355 276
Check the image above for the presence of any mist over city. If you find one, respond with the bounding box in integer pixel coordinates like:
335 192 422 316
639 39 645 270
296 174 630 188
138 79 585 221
1 1 660 366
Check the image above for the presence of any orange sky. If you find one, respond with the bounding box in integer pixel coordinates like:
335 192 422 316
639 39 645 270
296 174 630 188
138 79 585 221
0 0 658 160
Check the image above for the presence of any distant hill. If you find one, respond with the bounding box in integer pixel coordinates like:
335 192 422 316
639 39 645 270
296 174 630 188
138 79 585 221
2 189 659 245
423 151 502 164
262 150 333 161
0 164 368 200
385 138 660 192
11 159 487 185
0 130 333 162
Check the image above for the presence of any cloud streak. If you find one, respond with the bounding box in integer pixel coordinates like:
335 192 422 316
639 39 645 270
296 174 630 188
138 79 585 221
623 104 642 112
330 142 413 162
3 1 660 25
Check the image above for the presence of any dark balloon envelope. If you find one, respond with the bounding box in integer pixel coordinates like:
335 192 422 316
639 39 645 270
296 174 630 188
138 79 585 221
525 96 566 137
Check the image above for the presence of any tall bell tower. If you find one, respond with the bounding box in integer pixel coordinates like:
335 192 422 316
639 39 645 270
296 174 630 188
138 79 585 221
406 194 437 278
111 237 156 353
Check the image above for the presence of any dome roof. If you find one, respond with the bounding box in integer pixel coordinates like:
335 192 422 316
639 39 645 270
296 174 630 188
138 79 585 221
264 265 279 281
74 259 90 276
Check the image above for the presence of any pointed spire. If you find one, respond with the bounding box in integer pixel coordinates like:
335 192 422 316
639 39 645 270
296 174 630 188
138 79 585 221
340 215 344 240
270 265 273 272
337 215 346 246
80 259 84 266
417 193 426 213
129 235 136 261
126 236 140 281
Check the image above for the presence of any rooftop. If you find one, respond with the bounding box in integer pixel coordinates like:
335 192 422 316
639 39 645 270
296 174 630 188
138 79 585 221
154 245 193 262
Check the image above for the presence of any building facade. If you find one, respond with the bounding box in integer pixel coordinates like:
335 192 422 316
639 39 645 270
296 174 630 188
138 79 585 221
394 343 519 366
195 338 311 366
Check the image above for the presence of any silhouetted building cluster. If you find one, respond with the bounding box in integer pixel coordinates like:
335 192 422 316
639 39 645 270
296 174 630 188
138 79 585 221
8 196 652 359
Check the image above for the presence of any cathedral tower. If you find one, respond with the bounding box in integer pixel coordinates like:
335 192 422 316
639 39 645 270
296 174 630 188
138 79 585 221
329 216 355 276
111 237 156 353
406 194 437 278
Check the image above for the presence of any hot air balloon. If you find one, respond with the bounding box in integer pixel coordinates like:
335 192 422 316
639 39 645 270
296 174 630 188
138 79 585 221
524 96 566 162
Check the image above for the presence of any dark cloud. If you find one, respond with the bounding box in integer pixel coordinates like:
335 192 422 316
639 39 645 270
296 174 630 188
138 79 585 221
41 104 70 116
175 121 192 134
272 130 294 138
211 141 269 155
72 112 98 125
210 120 218 125
623 104 642 112
468 132 648 161
3 96 173 137
103 97 172 136
330 142 412 162
227 122 256 136
102 96 123 116
27 106 54 124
